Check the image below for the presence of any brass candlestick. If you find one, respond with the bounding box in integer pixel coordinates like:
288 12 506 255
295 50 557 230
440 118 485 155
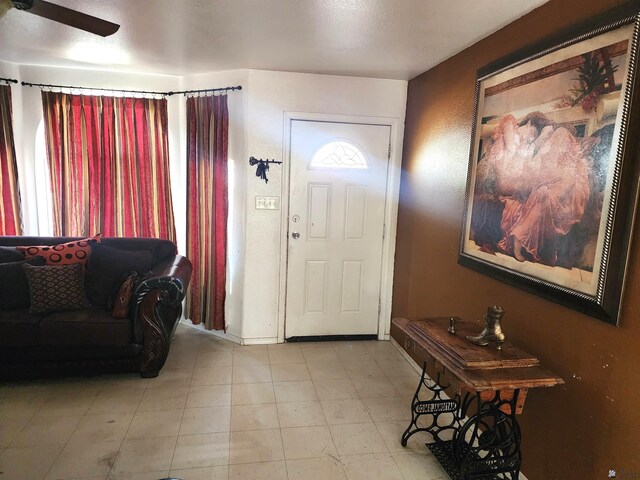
447 317 456 334
466 306 506 350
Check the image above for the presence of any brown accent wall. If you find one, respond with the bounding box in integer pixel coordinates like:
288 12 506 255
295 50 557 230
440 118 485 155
392 0 639 478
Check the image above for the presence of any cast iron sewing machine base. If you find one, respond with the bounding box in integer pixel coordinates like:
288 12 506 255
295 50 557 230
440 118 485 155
401 362 521 480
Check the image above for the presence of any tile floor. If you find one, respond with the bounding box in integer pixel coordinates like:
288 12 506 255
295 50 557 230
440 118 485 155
0 324 449 480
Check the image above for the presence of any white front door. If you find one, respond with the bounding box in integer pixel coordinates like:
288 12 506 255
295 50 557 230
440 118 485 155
285 120 391 338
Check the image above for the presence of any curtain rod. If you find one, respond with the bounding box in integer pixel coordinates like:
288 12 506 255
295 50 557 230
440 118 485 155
0 77 19 85
176 85 242 96
20 81 242 97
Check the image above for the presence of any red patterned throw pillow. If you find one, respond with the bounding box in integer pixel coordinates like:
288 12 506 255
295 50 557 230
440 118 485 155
18 234 101 266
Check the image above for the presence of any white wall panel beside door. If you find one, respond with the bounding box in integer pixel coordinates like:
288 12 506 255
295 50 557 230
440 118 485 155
285 120 391 338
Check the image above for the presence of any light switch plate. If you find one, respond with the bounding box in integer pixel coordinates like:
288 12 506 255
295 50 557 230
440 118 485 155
255 196 280 210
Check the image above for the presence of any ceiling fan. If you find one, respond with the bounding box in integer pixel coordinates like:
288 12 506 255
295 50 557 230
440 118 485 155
0 0 120 36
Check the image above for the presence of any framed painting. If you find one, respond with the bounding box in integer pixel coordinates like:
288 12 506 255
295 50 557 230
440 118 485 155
459 5 640 325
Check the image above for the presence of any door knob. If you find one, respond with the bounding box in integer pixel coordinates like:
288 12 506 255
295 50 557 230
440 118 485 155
291 232 300 239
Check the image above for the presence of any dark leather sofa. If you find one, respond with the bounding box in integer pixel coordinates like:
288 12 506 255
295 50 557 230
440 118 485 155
0 236 192 379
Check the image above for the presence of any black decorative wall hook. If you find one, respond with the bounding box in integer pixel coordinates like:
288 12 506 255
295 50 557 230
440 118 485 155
249 156 282 184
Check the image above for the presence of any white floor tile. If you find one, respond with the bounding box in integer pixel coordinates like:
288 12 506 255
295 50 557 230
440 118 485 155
233 348 270 366
341 452 404 480
362 396 412 422
191 366 233 386
286 456 347 480
281 425 337 460
231 403 280 431
307 361 349 381
69 413 133 444
270 363 311 382
273 381 318 403
232 364 272 384
108 472 170 480
232 382 276 405
391 450 449 480
267 345 305 364
321 399 372 425
301 347 340 364
126 409 183 439
276 401 327 428
170 466 228 480
137 386 188 412
46 440 121 479
0 444 65 480
186 384 232 408
0 327 434 480
229 429 284 464
228 461 288 480
10 414 82 447
179 406 231 435
313 378 358 401
172 432 230 469
112 436 177 474
329 423 388 456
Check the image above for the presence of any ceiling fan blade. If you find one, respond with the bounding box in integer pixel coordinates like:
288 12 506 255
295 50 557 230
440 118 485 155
23 0 120 36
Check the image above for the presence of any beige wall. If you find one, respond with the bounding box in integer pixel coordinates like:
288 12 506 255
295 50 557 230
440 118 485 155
391 0 639 478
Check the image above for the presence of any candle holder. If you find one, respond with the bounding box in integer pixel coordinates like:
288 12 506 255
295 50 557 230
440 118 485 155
447 317 456 335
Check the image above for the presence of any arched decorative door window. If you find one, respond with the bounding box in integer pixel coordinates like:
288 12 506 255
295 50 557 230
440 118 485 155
309 140 369 169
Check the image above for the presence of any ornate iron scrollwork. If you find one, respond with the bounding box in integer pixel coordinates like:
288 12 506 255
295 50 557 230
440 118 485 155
401 362 466 446
402 362 523 480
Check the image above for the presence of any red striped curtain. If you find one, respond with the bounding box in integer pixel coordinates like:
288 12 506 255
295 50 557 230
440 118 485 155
185 95 228 331
41 91 175 240
0 85 22 235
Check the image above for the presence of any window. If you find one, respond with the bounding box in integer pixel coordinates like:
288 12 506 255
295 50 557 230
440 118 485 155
34 119 54 236
310 140 368 170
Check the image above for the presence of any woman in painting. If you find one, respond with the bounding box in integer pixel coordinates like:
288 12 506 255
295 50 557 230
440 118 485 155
473 112 597 266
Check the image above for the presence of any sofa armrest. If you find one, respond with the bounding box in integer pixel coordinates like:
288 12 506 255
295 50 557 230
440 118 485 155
136 255 192 306
132 255 192 377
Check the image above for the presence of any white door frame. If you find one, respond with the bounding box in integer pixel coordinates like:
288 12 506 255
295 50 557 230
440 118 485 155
277 111 404 342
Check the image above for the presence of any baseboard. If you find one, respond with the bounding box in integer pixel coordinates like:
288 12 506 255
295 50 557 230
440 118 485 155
389 336 424 375
180 317 389 346
242 337 279 345
179 319 242 345
287 334 378 342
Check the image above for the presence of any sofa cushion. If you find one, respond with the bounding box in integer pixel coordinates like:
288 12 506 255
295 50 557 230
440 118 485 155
24 263 90 314
0 345 143 365
85 243 154 307
39 308 132 347
0 257 47 310
17 235 100 266
0 309 43 347
0 246 24 263
111 272 139 319
100 238 176 262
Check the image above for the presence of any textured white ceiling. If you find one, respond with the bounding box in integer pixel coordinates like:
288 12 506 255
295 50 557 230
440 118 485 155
0 0 549 80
